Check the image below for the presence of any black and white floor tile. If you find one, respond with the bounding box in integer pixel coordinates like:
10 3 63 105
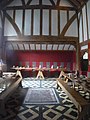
0 77 90 120
22 78 57 88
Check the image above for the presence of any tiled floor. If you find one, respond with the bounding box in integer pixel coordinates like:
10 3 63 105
1 77 89 120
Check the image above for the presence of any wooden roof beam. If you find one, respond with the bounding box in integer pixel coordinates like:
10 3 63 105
0 0 14 9
49 0 55 5
68 0 78 10
3 5 75 11
21 0 25 5
27 0 32 5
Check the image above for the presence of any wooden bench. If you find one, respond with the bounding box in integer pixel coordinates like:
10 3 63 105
0 70 22 116
57 78 89 120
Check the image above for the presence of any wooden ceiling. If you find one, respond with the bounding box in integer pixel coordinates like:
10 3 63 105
6 42 75 51
0 0 88 11
0 0 88 51
6 36 77 51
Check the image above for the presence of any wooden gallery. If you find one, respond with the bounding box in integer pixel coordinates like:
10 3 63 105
0 0 90 120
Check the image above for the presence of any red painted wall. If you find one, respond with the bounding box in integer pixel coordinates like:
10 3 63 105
88 42 90 72
7 50 76 70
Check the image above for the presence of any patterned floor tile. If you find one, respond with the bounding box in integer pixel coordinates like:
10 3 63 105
17 106 39 120
0 78 84 120
22 78 57 88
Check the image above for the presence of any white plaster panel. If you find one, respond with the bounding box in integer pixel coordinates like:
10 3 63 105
8 0 22 6
42 0 51 5
60 0 72 7
33 9 40 35
7 10 13 19
42 10 49 35
60 10 67 34
87 1 90 39
15 10 23 33
0 15 1 28
69 11 75 19
30 0 39 5
81 45 88 50
24 10 31 35
51 10 58 36
79 15 83 43
82 6 87 41
4 18 17 36
65 19 78 37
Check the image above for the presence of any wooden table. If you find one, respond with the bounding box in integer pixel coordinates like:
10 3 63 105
11 67 67 78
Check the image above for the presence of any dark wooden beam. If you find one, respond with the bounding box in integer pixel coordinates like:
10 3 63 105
67 0 78 9
17 43 20 50
13 10 15 22
39 0 42 35
4 11 22 36
3 5 75 11
57 0 61 6
60 13 77 36
58 10 60 36
62 44 65 50
49 9 51 36
67 10 69 21
85 3 89 40
22 10 25 35
40 9 42 35
0 11 3 27
40 44 42 50
5 36 78 47
80 40 88 47
39 0 42 5
76 0 82 4
81 10 84 42
46 43 48 50
34 44 36 50
23 43 25 50
11 43 14 50
31 9 33 35
0 0 14 9
68 44 71 50
27 0 32 5
57 44 59 50
21 0 25 5
29 44 31 50
49 0 55 5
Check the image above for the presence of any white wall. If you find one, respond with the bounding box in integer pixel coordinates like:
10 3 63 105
4 17 17 36
42 10 49 35
60 10 67 34
3 0 78 37
15 10 22 33
79 15 83 43
65 19 78 37
60 0 72 7
79 1 90 42
82 6 87 41
33 9 40 35
87 0 90 39
51 10 58 36
0 14 2 28
24 10 31 35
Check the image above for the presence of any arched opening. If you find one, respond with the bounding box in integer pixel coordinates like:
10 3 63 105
81 52 88 71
